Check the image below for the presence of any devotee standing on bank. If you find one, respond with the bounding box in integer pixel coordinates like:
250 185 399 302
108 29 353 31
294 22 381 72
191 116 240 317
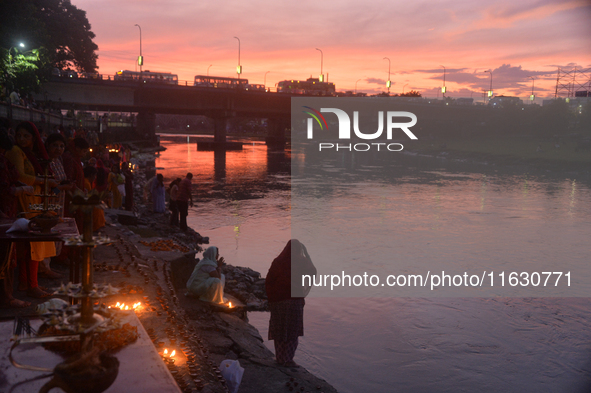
108 163 124 209
151 173 166 213
266 239 317 367
122 162 134 211
168 178 181 227
176 172 193 232
6 122 58 298
0 129 32 308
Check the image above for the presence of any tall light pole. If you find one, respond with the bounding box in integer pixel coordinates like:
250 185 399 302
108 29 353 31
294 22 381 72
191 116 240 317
134 24 143 73
264 71 270 90
529 76 535 103
355 78 362 95
315 48 323 82
403 83 409 94
234 36 241 78
484 69 493 101
207 64 213 76
383 57 391 95
440 65 446 98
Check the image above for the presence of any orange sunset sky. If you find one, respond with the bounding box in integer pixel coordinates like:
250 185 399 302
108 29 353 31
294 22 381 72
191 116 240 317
75 0 591 100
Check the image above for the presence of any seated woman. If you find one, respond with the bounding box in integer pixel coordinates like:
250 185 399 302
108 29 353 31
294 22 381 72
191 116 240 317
186 246 226 304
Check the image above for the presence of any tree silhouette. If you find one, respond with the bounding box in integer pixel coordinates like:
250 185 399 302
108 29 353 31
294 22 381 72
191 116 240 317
1 0 98 92
399 90 422 97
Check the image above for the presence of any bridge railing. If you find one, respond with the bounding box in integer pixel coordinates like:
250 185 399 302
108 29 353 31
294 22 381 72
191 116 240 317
51 74 279 92
0 101 77 129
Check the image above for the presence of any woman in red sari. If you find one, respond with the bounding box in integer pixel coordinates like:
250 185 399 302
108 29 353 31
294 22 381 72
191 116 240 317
5 122 58 298
265 239 317 367
0 130 33 307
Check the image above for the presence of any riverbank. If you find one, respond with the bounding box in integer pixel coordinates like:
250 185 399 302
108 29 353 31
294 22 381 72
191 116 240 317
0 157 336 393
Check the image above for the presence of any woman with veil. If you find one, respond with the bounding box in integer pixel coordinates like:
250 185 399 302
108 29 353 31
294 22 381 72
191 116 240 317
186 246 226 304
266 239 317 367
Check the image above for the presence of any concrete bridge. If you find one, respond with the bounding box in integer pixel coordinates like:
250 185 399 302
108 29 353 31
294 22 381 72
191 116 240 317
29 78 513 149
34 78 292 148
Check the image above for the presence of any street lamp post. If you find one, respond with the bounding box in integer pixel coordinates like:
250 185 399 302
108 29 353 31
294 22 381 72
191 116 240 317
440 65 446 98
403 83 409 94
8 43 25 67
315 48 323 82
234 36 241 78
264 71 270 90
484 69 493 101
134 24 143 73
383 57 391 95
207 64 213 76
355 78 362 95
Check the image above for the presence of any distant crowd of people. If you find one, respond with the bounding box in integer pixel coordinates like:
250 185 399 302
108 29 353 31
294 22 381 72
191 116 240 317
144 172 193 231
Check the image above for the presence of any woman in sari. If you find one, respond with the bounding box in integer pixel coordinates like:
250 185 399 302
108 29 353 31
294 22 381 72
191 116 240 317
0 130 32 307
107 163 124 209
83 166 105 232
186 246 226 304
168 178 182 226
151 173 166 213
266 239 317 367
5 122 58 298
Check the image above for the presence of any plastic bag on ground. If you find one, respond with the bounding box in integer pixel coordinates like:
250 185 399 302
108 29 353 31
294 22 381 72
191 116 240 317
219 359 244 393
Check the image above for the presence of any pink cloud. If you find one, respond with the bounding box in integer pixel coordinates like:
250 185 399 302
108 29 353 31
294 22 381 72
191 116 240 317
73 0 591 97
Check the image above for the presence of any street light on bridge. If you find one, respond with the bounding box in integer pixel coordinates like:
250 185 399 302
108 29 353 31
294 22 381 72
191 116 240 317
440 65 446 98
234 36 242 78
484 69 493 100
403 83 409 94
207 64 213 76
315 48 324 82
134 24 143 73
383 57 391 95
355 78 362 95
264 71 270 90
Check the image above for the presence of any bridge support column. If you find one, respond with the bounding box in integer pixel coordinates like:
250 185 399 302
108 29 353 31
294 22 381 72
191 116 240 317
214 149 227 182
214 117 227 143
266 118 288 150
197 114 242 151
137 110 157 145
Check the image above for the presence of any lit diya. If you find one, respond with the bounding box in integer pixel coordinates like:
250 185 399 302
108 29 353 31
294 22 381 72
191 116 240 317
108 302 141 311
162 348 176 363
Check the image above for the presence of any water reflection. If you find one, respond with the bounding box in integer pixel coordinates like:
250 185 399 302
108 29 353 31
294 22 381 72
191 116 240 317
156 135 591 392
156 135 291 202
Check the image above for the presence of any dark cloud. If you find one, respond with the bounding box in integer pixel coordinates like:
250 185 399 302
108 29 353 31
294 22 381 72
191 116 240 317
366 77 387 85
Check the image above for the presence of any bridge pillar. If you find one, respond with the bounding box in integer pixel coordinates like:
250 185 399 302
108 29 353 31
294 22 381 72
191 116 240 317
266 118 288 150
137 110 157 145
213 117 227 143
196 114 242 151
214 149 226 182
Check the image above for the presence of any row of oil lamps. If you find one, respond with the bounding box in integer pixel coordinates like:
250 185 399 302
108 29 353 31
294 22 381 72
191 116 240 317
156 263 230 391
109 235 230 391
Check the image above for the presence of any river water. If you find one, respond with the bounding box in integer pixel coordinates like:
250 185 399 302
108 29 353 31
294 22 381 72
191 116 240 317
156 134 591 393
